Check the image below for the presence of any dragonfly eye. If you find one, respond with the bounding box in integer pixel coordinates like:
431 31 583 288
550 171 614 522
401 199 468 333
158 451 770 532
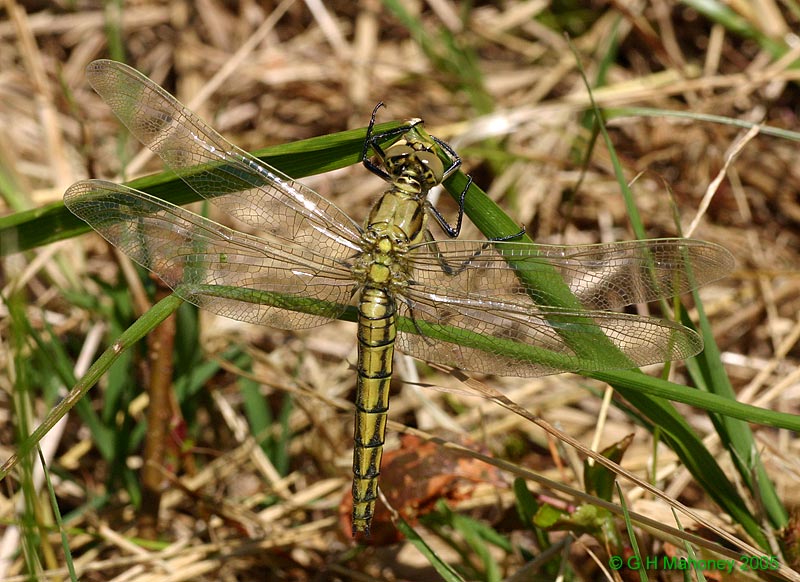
415 150 444 184
384 144 415 175
385 143 414 159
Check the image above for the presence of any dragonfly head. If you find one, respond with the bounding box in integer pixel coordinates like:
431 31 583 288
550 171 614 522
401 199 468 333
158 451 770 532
383 140 445 190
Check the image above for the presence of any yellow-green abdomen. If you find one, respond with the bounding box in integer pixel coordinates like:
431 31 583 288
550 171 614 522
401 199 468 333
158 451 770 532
351 286 396 534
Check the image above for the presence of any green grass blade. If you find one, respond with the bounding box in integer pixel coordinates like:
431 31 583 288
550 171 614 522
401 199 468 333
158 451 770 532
380 0 492 114
616 482 649 582
40 449 78 582
608 107 800 142
0 121 404 256
0 293 184 479
6 286 43 576
607 106 790 533
680 0 792 60
591 92 786 537
683 301 788 529
592 369 769 548
180 283 800 430
395 517 466 582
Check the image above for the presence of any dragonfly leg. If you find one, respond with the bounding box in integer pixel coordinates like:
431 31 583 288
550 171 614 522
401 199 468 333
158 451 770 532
428 175 472 239
360 103 391 181
491 226 527 241
397 293 436 345
427 135 470 239
361 103 421 181
417 229 473 276
421 226 513 277
431 135 463 181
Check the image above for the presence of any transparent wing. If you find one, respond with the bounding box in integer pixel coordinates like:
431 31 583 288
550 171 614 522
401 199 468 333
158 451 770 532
85 59 363 256
397 289 702 377
65 180 356 329
408 238 734 310
395 237 733 376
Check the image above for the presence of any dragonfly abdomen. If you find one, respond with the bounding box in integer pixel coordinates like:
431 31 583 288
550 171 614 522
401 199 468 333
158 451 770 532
351 286 397 534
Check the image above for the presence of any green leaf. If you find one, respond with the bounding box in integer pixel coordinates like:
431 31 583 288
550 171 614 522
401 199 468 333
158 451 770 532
584 434 633 501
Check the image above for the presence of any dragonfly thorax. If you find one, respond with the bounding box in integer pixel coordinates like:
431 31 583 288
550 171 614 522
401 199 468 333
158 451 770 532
355 193 422 290
365 189 428 246
352 226 415 291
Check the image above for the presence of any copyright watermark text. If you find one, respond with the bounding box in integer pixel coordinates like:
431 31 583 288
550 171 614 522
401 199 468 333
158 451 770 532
608 555 780 573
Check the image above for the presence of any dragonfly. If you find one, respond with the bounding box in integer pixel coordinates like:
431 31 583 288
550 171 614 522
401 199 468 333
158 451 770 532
64 60 734 536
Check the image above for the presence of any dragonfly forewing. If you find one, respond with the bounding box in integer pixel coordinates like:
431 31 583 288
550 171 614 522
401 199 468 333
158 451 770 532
407 238 734 311
64 180 355 329
85 59 364 254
